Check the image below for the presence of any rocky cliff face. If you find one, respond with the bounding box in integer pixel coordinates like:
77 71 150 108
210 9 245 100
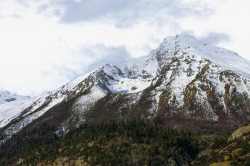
0 34 249 140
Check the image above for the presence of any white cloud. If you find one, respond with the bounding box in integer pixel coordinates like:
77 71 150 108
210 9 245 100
0 0 249 96
198 32 231 45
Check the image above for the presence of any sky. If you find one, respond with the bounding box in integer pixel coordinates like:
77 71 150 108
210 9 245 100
0 0 250 96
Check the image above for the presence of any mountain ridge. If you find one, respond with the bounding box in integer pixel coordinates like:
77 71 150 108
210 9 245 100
0 88 29 105
0 33 249 141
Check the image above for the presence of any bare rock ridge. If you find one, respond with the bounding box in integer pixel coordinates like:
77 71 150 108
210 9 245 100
0 34 249 140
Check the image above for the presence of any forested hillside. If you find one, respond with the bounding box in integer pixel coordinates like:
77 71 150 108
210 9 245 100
0 119 249 165
0 119 201 165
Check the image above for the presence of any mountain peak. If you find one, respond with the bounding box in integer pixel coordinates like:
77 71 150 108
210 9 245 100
163 33 198 46
0 33 249 141
162 33 250 77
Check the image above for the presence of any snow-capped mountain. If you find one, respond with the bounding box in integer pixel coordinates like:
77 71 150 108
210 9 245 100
0 88 29 105
0 34 249 140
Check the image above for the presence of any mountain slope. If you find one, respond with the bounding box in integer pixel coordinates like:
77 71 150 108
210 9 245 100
0 88 29 105
193 123 250 165
0 119 201 166
0 33 249 141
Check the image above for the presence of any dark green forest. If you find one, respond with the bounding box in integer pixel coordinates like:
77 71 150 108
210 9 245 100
1 119 248 166
0 119 203 166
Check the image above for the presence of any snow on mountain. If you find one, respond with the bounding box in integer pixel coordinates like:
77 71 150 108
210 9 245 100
119 36 176 78
172 34 250 77
94 64 153 93
119 33 249 82
0 72 93 135
0 99 34 127
0 33 249 140
0 88 29 105
150 48 250 120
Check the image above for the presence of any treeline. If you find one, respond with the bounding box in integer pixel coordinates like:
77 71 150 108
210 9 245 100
0 119 201 165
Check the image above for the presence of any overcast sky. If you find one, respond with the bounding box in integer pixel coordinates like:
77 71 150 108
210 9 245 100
0 0 250 96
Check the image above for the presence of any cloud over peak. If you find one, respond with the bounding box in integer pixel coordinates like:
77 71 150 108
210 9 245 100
0 0 249 96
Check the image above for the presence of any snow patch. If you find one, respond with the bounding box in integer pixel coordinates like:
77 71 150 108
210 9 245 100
108 77 152 93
